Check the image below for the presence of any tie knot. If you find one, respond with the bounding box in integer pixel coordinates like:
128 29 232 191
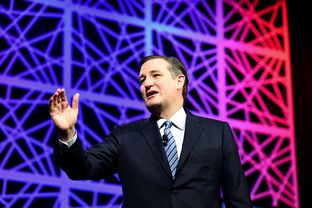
164 121 173 129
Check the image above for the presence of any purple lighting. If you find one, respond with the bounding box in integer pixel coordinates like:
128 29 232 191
0 0 298 207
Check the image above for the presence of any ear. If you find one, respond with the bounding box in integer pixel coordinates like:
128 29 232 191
176 74 185 90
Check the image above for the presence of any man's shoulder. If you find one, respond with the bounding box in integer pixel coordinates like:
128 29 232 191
112 118 150 134
187 111 228 126
121 118 149 128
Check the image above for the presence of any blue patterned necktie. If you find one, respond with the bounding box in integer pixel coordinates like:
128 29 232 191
163 121 178 177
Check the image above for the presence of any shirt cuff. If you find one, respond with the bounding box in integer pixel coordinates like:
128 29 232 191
59 131 77 148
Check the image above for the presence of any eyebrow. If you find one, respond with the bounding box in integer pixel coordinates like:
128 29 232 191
139 70 162 80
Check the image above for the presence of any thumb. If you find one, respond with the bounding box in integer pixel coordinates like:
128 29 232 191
72 93 80 112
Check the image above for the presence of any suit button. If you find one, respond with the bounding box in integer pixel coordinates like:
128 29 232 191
171 189 177 196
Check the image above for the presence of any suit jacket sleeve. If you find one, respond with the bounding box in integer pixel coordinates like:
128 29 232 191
221 122 252 208
53 128 120 180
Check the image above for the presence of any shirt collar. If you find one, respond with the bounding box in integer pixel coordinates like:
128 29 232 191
157 107 186 130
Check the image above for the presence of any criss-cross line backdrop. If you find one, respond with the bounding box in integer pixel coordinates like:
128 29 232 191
0 0 299 207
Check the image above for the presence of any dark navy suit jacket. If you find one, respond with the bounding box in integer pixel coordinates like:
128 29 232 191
54 111 252 208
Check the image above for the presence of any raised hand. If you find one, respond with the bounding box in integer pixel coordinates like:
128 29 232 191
49 88 79 141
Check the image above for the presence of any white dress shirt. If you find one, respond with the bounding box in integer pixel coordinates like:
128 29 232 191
157 107 186 158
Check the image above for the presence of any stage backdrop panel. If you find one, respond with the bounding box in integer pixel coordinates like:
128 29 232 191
0 0 298 207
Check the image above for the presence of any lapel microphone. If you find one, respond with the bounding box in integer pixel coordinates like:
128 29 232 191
162 134 168 146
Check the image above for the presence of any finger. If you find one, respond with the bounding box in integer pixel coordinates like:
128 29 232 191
49 97 53 113
55 88 64 101
53 92 59 107
49 91 58 113
53 91 57 101
72 93 80 112
56 88 61 98
57 91 62 103
60 89 67 102
49 98 54 113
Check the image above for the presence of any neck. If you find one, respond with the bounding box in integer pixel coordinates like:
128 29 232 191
160 106 182 120
150 103 183 120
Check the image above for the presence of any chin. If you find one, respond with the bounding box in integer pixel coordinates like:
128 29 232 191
146 102 160 109
146 103 161 113
145 98 160 107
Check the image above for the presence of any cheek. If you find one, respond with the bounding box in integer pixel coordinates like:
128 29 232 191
161 82 173 91
140 86 145 96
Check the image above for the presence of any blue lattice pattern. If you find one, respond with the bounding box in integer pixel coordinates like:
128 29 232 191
0 0 298 207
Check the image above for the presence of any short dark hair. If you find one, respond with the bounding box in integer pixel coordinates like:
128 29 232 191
139 55 189 102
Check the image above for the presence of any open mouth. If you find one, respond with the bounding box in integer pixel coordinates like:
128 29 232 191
146 90 158 99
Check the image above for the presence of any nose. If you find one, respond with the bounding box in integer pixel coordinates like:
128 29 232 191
143 77 153 90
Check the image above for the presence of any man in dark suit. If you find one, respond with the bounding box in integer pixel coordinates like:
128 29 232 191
50 55 252 208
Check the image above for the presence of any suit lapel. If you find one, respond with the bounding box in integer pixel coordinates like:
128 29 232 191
139 118 172 178
176 112 204 176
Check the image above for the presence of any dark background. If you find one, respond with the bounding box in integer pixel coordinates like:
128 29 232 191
288 1 312 207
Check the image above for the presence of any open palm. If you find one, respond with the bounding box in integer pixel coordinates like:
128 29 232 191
49 89 79 139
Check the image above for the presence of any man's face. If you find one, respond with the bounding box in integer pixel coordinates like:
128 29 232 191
139 58 183 111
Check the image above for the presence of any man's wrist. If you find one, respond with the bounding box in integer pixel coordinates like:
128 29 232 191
59 127 76 142
59 130 77 148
